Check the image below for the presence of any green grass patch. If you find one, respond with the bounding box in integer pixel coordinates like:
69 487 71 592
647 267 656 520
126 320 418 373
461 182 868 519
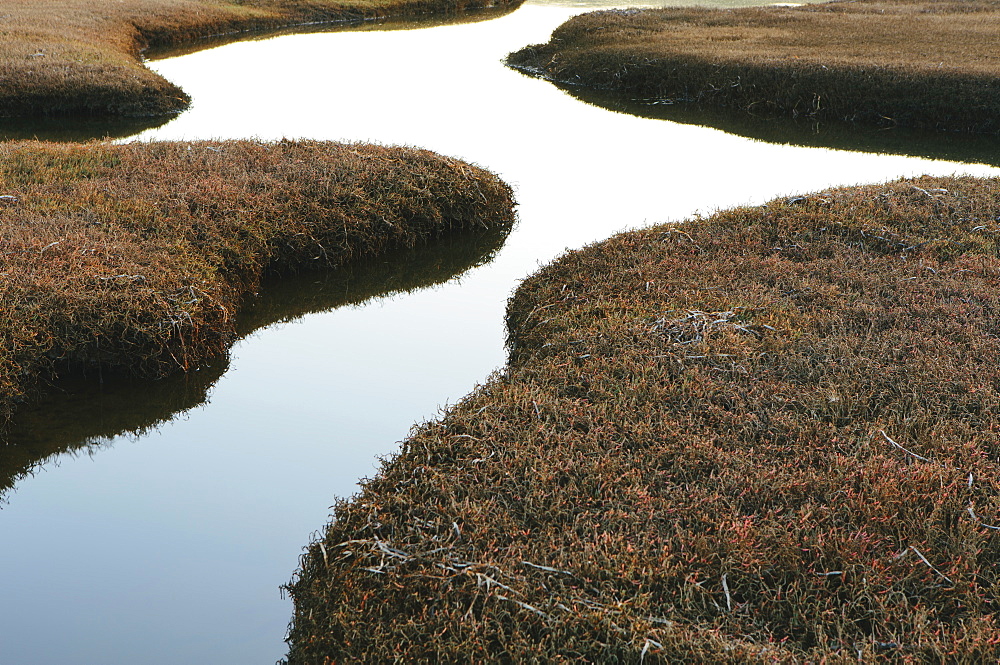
507 0 1000 133
0 139 515 427
287 175 1000 661
0 0 522 118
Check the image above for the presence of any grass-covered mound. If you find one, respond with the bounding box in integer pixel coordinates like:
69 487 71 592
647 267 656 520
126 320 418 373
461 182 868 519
507 0 1000 133
0 139 515 425
0 0 520 119
287 176 1000 662
0 226 510 499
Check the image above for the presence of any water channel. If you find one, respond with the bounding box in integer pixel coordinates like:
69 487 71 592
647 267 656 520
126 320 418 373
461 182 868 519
3 1 1000 662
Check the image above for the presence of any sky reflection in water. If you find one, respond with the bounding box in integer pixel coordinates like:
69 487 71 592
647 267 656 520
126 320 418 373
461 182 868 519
3 2 1000 663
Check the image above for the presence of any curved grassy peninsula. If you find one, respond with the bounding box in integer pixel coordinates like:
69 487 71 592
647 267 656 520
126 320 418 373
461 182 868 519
0 139 515 423
508 0 1000 133
1 226 511 500
0 0 520 118
288 176 1000 661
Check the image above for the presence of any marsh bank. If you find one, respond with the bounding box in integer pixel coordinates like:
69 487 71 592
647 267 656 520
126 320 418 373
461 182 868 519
4 0 1000 662
290 174 1000 661
0 0 523 119
0 139 514 425
508 0 1000 133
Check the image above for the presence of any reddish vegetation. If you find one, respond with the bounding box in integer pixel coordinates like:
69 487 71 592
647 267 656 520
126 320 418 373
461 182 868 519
0 139 515 424
287 176 1000 661
1 225 510 498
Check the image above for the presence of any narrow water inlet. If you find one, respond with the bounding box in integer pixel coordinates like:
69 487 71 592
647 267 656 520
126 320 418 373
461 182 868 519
3 1 1000 663
1 226 511 495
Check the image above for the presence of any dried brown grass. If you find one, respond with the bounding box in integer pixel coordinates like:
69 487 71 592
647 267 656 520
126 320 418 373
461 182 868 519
0 139 515 426
507 0 1000 133
0 0 520 118
0 225 510 499
287 175 1000 662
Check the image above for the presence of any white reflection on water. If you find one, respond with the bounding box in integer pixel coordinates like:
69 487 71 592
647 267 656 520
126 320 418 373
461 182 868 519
2 2 999 664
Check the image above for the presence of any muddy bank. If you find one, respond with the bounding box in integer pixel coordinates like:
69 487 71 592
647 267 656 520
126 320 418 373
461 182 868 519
0 139 515 427
287 175 1000 661
507 0 1000 133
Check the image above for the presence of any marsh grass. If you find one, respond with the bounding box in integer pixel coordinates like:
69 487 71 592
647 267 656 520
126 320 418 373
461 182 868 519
507 0 1000 133
287 175 1000 662
0 0 520 119
0 139 515 428
0 224 510 500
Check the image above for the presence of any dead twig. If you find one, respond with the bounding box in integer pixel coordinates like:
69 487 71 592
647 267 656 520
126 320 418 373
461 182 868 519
495 594 551 620
521 560 574 576
908 546 954 586
878 430 937 465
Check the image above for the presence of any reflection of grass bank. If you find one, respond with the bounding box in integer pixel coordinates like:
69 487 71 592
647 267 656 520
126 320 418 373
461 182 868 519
0 139 515 427
288 176 1000 662
0 115 173 144
0 0 521 119
0 225 510 500
563 84 1000 168
508 0 1000 133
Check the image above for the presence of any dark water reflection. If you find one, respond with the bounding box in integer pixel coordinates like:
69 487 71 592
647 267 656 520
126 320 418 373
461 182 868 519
0 115 173 143
0 226 508 501
561 84 1000 167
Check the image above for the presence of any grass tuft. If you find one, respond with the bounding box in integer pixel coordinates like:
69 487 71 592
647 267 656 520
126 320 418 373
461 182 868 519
507 0 1000 133
287 175 1000 662
0 139 515 427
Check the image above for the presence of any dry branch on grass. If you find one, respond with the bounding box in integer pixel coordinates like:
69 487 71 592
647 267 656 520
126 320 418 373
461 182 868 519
507 0 1000 133
0 0 521 118
0 139 515 425
287 176 1000 662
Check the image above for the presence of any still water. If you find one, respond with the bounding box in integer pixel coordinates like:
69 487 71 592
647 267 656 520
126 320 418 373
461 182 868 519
3 2 1000 663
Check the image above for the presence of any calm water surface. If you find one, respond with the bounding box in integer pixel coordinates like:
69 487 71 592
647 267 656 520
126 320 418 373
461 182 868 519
3 2 1000 663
